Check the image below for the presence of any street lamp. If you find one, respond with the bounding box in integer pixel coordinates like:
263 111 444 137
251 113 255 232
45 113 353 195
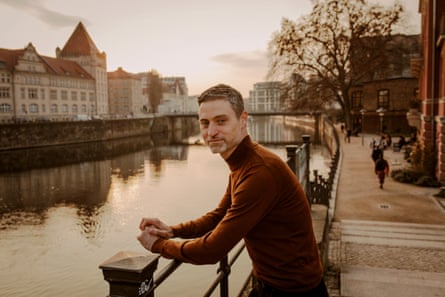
376 107 386 135
360 109 366 145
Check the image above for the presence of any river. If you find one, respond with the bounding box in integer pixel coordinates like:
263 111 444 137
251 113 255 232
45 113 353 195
0 116 332 297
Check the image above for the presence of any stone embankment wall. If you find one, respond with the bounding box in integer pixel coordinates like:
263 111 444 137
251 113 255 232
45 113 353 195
0 116 194 151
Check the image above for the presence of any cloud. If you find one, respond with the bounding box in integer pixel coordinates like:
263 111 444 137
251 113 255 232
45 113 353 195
0 0 90 28
210 50 268 69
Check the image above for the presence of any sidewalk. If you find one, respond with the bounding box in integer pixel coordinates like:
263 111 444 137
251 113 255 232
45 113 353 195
326 133 445 297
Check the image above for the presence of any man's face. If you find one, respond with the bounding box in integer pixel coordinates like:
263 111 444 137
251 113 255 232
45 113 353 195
198 99 247 159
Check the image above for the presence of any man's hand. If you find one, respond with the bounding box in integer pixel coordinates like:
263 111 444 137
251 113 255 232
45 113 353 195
139 217 173 239
137 226 160 251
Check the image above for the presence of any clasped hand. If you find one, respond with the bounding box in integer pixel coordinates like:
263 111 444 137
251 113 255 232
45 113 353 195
137 218 173 251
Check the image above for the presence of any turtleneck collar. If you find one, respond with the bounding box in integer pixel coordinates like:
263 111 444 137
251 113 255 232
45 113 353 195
225 135 254 171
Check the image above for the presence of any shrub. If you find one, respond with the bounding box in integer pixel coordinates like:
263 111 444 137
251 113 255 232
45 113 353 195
391 168 440 187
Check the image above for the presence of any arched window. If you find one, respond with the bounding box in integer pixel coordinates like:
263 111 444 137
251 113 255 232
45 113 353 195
72 104 78 113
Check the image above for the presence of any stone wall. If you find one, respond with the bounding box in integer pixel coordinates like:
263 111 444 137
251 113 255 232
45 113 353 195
0 116 197 151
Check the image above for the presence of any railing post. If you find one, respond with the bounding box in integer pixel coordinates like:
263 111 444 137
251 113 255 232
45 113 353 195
286 145 298 174
219 256 229 297
302 135 311 204
99 251 159 297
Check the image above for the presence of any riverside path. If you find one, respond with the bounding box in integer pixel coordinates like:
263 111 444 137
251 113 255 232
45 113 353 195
325 132 445 297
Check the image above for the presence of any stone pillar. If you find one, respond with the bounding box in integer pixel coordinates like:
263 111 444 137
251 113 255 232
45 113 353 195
99 251 159 297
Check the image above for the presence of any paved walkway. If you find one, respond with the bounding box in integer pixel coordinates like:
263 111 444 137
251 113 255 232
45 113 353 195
326 133 445 297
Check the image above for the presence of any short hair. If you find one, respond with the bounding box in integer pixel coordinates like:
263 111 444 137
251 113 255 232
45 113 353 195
197 84 245 117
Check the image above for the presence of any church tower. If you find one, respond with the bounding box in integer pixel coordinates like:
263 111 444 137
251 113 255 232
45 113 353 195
56 22 108 116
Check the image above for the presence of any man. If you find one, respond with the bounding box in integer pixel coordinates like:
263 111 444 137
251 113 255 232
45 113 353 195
137 84 328 297
374 152 390 189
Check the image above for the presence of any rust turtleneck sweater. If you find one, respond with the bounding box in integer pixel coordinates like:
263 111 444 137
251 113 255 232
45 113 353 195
151 136 323 292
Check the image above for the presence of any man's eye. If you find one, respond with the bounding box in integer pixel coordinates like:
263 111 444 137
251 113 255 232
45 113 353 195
217 119 226 124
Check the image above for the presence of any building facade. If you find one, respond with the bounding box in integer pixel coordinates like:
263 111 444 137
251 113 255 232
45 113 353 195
415 0 445 181
247 81 282 112
108 67 146 118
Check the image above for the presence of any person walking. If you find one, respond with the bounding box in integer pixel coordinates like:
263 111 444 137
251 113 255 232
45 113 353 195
374 152 390 189
137 84 329 297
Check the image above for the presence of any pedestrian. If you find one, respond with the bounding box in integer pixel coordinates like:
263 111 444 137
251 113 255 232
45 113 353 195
137 84 329 297
344 128 351 143
371 145 382 163
374 152 390 189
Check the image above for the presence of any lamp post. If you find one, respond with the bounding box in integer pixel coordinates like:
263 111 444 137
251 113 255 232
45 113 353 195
360 109 366 145
376 107 386 135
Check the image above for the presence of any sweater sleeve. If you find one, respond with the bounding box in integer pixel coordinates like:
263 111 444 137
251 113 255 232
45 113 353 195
151 165 277 264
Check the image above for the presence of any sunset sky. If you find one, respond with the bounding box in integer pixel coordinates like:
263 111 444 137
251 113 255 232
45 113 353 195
0 0 420 97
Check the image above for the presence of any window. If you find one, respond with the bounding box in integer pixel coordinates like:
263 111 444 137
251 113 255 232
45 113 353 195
1 73 11 83
71 91 77 101
50 104 58 113
40 89 45 100
29 103 39 113
72 104 78 113
0 103 11 113
0 87 10 98
351 91 362 108
50 89 57 100
377 89 389 109
61 104 68 113
21 88 25 99
81 104 87 113
41 104 46 113
81 92 86 101
61 90 68 100
28 88 38 99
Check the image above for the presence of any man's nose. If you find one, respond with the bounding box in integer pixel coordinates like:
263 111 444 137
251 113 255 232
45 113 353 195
208 123 218 136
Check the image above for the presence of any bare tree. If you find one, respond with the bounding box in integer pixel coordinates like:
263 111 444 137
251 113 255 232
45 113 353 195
268 0 403 129
147 70 163 113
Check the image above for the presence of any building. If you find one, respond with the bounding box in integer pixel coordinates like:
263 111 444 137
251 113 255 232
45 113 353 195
108 67 146 118
413 0 445 181
137 73 190 114
349 34 420 135
0 22 107 122
159 77 189 114
247 81 282 112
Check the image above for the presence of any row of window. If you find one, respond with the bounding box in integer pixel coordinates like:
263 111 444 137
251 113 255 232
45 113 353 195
14 87 95 101
0 103 95 114
351 88 418 109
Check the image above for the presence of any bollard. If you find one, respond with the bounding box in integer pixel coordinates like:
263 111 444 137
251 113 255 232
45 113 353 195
99 251 159 297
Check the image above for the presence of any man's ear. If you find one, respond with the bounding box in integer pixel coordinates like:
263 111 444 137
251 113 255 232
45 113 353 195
240 111 248 128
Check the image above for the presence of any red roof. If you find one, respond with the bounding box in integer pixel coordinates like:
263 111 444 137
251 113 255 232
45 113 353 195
0 48 25 72
60 22 100 57
108 67 137 79
0 47 93 79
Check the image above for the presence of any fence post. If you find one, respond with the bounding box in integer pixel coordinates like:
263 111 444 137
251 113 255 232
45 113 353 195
286 145 298 174
99 251 159 297
302 135 311 203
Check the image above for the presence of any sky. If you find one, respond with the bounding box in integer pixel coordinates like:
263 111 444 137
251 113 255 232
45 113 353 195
0 0 420 97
